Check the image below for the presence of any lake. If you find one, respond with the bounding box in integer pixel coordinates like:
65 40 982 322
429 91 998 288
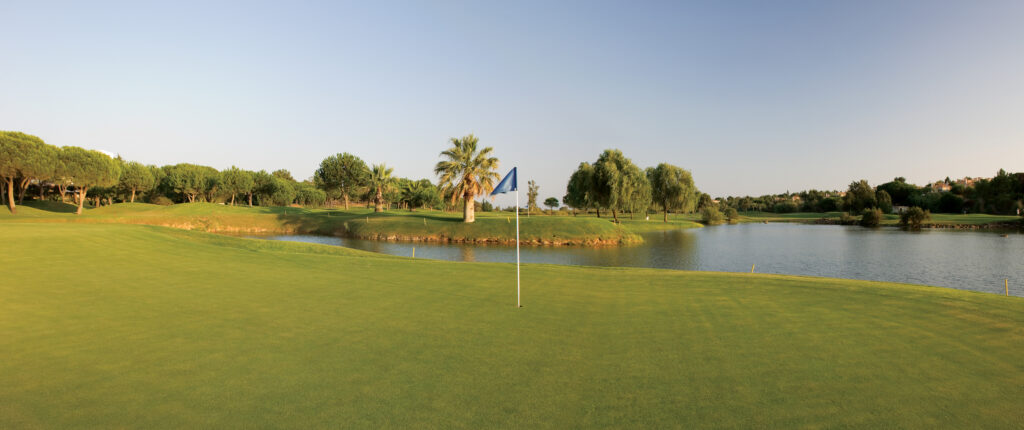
250 223 1023 296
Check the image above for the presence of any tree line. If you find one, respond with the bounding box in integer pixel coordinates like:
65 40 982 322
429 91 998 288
710 172 1024 217
0 131 498 222
4 131 706 224
562 149 699 222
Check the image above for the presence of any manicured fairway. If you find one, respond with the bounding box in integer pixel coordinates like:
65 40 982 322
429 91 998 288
1 223 1022 428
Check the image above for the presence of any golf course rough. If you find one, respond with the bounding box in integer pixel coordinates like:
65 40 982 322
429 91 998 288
1 222 1022 428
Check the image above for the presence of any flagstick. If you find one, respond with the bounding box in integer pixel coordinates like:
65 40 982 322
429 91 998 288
516 187 521 308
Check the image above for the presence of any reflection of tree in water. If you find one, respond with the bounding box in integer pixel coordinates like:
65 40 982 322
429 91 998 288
580 230 698 270
459 245 476 262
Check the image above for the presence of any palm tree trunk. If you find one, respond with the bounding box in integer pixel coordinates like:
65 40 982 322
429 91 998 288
374 188 383 212
463 192 475 223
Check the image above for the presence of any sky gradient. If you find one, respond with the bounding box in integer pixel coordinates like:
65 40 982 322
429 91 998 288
2 0 1022 205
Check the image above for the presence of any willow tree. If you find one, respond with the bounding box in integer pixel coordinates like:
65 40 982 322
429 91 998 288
59 147 121 215
563 162 594 217
622 165 651 219
368 163 395 212
434 134 499 223
647 163 697 222
591 149 646 223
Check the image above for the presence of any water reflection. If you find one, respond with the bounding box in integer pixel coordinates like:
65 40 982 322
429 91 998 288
249 224 1023 296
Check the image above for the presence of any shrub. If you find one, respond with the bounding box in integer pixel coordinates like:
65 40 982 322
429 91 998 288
839 212 857 225
899 206 930 229
150 196 174 206
701 207 725 225
859 208 882 227
724 207 738 223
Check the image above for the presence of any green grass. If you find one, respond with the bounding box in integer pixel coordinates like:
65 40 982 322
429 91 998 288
1 223 1021 428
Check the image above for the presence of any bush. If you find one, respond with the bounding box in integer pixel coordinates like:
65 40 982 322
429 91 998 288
839 212 857 225
150 196 174 206
899 206 930 229
701 207 725 225
724 207 738 223
859 208 882 227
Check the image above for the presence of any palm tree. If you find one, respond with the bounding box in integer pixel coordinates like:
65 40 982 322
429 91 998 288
368 163 394 213
434 134 500 223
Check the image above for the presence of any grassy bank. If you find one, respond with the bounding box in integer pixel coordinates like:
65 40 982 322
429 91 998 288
3 201 696 245
1 223 1021 428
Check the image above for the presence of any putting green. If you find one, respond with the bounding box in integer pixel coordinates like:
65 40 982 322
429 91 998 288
1 223 1021 428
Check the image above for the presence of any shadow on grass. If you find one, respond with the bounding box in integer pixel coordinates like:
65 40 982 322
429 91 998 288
24 200 79 213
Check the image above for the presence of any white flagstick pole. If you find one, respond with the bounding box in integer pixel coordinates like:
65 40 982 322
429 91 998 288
516 185 520 308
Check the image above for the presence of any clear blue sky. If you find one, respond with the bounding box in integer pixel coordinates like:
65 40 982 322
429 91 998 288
2 1 1022 204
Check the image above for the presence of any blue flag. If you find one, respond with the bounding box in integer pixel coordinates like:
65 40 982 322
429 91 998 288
490 167 517 196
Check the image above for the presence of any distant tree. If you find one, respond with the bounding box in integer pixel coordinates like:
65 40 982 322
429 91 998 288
145 165 167 203
544 197 559 211
774 201 798 214
819 197 841 212
724 207 738 222
434 134 500 223
876 189 893 214
527 180 539 214
647 163 697 222
843 180 877 212
591 149 645 222
899 206 930 228
253 170 296 206
294 182 327 207
220 166 255 206
622 165 651 219
91 185 118 207
401 179 441 211
876 177 919 207
1 131 56 213
859 208 883 228
697 193 713 211
368 163 395 212
476 199 494 212
118 161 155 203
315 153 369 209
272 169 295 181
165 163 217 203
701 206 724 225
58 146 121 215
563 162 594 217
